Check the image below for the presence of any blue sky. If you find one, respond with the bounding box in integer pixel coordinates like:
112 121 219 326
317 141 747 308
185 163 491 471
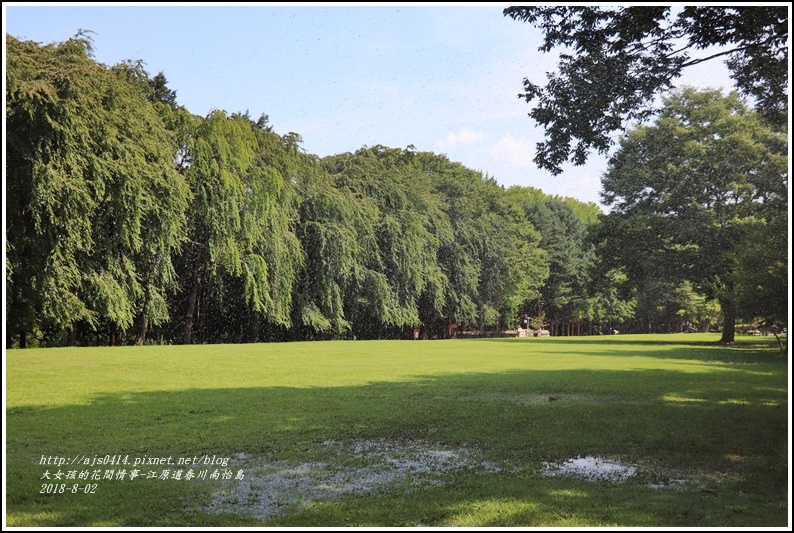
4 3 737 208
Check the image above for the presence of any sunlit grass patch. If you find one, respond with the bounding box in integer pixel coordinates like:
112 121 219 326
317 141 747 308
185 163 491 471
6 334 788 526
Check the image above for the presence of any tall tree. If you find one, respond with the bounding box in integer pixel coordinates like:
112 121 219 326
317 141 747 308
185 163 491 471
600 88 788 343
322 146 452 339
289 153 375 339
107 61 191 346
509 188 598 336
174 110 303 343
6 34 190 347
733 212 788 330
244 123 304 336
419 156 484 330
420 156 548 333
584 266 636 336
504 6 788 174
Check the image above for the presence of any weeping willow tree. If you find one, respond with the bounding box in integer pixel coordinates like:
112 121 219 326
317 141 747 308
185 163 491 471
201 118 304 343
242 123 304 337
290 155 379 338
320 146 453 339
6 33 190 347
173 110 304 343
414 153 549 334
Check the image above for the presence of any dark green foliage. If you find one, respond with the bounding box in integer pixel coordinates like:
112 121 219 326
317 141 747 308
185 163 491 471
508 188 595 335
147 71 178 109
599 88 788 342
304 146 549 338
733 216 788 328
504 6 788 174
321 146 451 337
5 32 554 346
6 34 189 347
291 153 378 337
7 35 784 347
418 154 548 332
172 111 303 344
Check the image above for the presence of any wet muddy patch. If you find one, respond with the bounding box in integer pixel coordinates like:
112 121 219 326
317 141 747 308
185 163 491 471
541 455 712 490
203 439 504 522
202 442 721 522
542 455 636 482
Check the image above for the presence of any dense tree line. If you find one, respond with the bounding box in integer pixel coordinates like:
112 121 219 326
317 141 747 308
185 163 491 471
5 34 787 347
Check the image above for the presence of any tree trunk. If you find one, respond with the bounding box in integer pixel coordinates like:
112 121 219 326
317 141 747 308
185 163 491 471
136 267 160 346
185 283 197 344
198 290 207 344
108 329 123 346
719 295 736 344
135 314 149 346
184 269 201 344
248 310 260 343
771 326 785 353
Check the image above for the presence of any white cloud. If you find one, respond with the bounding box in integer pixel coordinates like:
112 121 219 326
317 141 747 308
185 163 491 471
559 172 605 206
435 127 487 150
485 134 536 169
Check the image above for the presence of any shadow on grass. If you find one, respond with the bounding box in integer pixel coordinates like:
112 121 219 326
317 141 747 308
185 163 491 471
6 358 788 527
474 334 786 350
477 338 787 364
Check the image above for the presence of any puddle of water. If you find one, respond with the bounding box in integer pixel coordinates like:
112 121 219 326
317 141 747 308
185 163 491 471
204 439 503 522
205 446 710 522
541 456 636 482
541 456 710 490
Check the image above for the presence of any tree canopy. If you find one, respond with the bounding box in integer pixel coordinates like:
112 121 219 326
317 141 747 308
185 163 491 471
6 33 785 347
504 5 789 174
6 34 190 347
598 88 788 343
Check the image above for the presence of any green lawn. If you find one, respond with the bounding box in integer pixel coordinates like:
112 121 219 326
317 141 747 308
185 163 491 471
5 333 789 527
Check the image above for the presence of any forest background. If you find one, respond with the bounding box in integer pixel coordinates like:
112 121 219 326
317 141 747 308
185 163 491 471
4 5 789 348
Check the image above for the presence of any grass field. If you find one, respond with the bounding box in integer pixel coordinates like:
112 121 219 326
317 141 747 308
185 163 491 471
5 333 790 527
